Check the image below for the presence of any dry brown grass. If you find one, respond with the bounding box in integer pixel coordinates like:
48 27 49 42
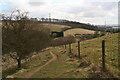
64 28 95 36
39 23 71 31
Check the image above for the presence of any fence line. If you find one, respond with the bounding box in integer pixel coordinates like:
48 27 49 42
64 39 118 76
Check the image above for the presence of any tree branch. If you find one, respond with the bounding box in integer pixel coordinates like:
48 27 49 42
10 53 17 60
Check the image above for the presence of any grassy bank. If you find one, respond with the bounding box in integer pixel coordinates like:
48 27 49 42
3 49 52 78
3 33 119 78
32 33 119 78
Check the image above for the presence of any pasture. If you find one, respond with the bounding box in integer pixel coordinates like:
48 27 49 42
32 33 119 78
2 22 119 78
39 23 71 32
64 28 95 36
10 33 119 78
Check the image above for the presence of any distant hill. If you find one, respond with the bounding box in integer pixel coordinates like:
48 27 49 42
3 19 119 33
38 23 95 37
29 18 99 31
39 23 71 32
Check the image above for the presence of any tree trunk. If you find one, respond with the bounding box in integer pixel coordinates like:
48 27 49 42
17 58 21 68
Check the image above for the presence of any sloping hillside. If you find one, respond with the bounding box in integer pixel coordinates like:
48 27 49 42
39 23 71 32
3 33 119 78
32 33 119 78
64 28 95 36
70 33 119 78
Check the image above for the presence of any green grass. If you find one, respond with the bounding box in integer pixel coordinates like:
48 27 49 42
32 47 82 78
32 46 93 78
3 49 52 78
32 33 119 78
69 33 119 78
64 28 95 36
3 33 119 78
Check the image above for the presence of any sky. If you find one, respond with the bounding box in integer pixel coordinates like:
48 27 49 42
0 0 119 25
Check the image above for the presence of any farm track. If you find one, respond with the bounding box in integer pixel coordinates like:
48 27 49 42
25 51 57 78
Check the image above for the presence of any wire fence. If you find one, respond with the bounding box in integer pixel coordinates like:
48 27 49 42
64 34 119 78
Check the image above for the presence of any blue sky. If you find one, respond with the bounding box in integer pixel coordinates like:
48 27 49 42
0 0 8 9
0 0 119 25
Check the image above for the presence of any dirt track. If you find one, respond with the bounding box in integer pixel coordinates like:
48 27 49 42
25 51 57 78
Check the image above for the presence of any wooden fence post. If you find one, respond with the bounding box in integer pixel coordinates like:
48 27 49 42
78 41 80 58
69 43 72 54
102 40 106 71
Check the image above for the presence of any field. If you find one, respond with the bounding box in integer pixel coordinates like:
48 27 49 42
4 33 119 78
67 33 119 78
39 23 71 32
32 33 119 78
64 28 95 36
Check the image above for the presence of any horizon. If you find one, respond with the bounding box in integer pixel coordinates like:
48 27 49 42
0 0 119 25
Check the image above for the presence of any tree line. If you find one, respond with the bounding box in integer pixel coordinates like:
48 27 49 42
2 11 119 33
30 18 120 33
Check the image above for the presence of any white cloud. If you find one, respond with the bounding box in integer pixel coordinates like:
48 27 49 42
1 0 118 25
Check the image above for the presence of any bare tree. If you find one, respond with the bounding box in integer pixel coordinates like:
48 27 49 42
2 10 51 68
